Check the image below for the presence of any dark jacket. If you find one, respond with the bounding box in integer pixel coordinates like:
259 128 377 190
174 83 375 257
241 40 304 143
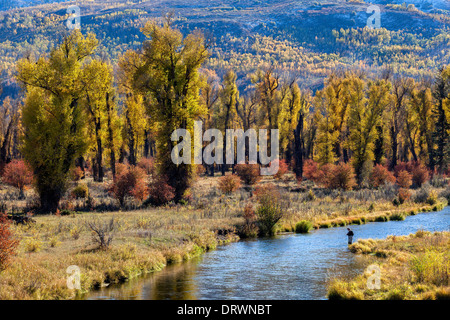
347 231 354 236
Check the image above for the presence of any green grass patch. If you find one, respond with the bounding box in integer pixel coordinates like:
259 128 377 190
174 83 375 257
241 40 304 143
295 220 313 233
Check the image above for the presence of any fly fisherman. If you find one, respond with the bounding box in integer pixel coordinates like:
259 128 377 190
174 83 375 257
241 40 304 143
347 228 354 245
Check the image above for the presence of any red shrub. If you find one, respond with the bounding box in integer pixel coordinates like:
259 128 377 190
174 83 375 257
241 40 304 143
243 203 256 222
109 165 148 207
326 163 357 190
397 170 412 188
70 166 84 181
218 174 241 194
0 212 19 271
148 175 175 206
115 163 128 176
235 164 261 185
303 159 321 182
398 188 411 204
2 160 34 195
316 163 335 187
137 157 154 175
370 164 396 188
240 203 259 238
130 177 149 202
411 163 429 187
195 165 206 176
273 159 289 180
394 161 415 177
253 183 281 204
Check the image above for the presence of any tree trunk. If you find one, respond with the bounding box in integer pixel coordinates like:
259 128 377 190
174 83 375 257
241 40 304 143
95 119 104 182
390 125 398 170
126 111 136 166
106 93 116 179
293 113 304 180
143 130 150 159
39 188 62 213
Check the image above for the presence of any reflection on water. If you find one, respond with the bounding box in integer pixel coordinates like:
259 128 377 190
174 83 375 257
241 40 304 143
85 208 450 300
85 259 201 300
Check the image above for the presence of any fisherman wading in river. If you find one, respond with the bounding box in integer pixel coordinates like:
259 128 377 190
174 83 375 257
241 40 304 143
347 228 354 245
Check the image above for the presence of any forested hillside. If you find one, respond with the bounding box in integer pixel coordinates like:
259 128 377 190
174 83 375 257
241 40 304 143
0 0 449 98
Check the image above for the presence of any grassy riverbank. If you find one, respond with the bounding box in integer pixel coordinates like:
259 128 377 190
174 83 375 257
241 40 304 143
0 207 241 299
0 174 448 299
328 230 450 300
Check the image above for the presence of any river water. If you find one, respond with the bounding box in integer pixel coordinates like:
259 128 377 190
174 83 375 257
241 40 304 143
85 208 450 300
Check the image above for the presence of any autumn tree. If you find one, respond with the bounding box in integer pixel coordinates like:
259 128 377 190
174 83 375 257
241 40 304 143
216 70 239 175
409 82 434 168
314 86 339 165
198 69 220 176
278 79 299 163
432 66 450 173
16 30 96 212
118 49 150 167
128 17 209 201
237 92 257 132
348 78 391 184
2 159 34 199
291 86 310 179
81 59 116 182
314 73 355 165
252 67 281 132
122 94 149 166
387 76 414 170
0 97 21 171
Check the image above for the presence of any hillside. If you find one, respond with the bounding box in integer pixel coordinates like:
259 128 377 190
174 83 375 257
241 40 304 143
0 0 449 97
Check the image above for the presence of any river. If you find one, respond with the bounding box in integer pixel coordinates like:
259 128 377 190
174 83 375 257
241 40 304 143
84 208 450 300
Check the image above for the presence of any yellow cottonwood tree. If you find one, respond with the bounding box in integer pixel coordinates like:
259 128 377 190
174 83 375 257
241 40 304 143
127 17 209 201
17 30 97 212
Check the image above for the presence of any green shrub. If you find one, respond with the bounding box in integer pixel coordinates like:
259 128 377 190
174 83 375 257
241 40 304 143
435 288 450 300
410 250 450 286
375 215 388 222
48 236 61 248
295 220 313 233
256 201 284 236
24 237 42 252
59 209 74 216
253 185 284 236
320 222 332 228
327 279 364 300
386 286 412 300
239 222 259 238
306 189 315 201
426 190 438 205
392 198 400 207
390 213 405 221
71 184 89 199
